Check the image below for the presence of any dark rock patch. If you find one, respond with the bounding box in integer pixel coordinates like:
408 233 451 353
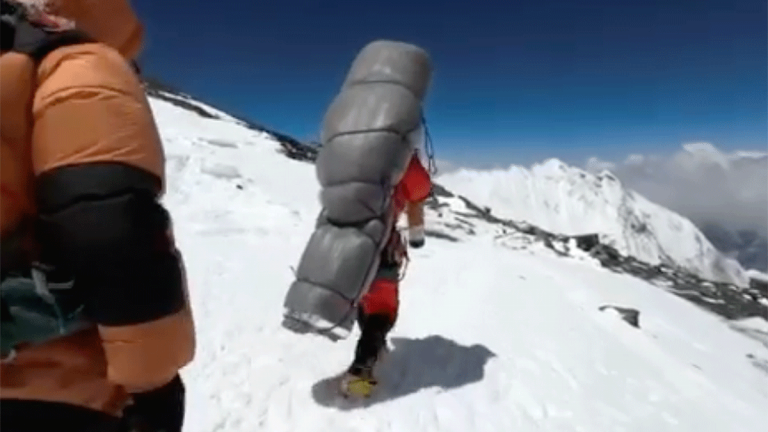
599 305 641 328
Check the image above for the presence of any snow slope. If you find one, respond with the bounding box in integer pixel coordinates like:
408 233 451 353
147 93 768 432
437 160 748 286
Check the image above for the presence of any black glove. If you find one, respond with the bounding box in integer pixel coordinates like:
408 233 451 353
408 238 425 249
122 374 186 432
408 225 425 249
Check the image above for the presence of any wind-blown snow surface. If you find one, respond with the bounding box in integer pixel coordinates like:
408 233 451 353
148 95 768 432
437 161 748 286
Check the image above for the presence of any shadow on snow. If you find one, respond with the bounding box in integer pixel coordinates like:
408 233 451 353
311 334 496 410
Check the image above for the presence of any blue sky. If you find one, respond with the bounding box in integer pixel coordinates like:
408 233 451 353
134 0 767 168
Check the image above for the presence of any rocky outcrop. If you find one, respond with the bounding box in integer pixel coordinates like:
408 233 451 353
599 306 641 328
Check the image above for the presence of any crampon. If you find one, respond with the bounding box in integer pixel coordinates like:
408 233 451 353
339 371 378 398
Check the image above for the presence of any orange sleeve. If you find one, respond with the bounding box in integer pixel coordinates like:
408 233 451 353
32 43 164 178
401 154 432 204
405 200 425 228
32 43 194 393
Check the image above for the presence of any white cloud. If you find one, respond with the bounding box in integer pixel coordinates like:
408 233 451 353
583 143 768 235
585 157 616 173
433 158 462 175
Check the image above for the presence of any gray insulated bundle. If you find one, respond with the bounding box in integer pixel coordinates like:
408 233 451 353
282 40 433 340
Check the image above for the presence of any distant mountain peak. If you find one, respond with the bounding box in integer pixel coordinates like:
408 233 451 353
438 158 749 286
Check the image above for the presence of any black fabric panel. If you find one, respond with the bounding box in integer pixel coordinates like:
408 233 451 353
123 374 186 432
15 26 93 63
36 162 161 214
0 216 35 279
0 399 122 432
34 163 184 326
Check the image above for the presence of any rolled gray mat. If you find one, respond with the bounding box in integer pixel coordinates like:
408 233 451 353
282 40 433 340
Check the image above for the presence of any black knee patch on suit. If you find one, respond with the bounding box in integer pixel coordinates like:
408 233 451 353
35 162 186 326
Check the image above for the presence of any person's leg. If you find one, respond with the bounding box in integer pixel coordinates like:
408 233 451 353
348 252 401 376
349 278 398 375
348 228 407 377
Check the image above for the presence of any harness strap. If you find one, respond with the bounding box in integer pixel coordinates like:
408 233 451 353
382 227 410 281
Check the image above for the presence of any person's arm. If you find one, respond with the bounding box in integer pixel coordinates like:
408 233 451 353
405 201 426 248
399 155 432 248
32 42 194 431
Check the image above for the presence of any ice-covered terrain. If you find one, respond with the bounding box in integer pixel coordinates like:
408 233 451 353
437 160 748 286
585 143 768 272
146 87 768 432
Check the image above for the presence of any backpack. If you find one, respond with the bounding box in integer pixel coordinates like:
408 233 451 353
0 0 101 361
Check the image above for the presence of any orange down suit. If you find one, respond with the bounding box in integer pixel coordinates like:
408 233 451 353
0 0 194 417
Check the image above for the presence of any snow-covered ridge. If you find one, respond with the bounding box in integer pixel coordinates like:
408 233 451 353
143 79 319 161
144 79 248 126
437 158 749 286
584 143 768 270
585 143 768 243
142 79 754 292
747 269 768 285
141 84 768 432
